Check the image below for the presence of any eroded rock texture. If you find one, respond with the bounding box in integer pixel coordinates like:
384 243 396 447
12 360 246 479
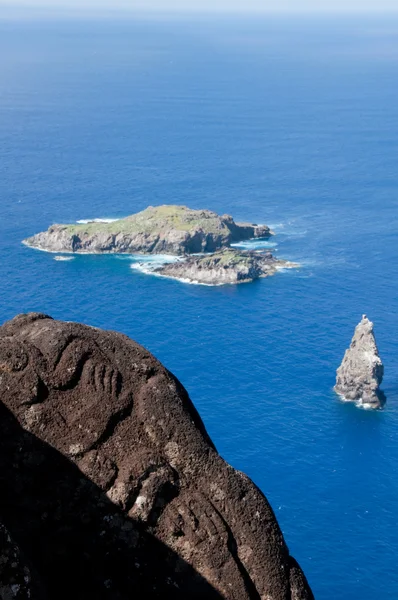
0 521 41 600
0 313 313 599
335 314 385 409
23 205 272 256
154 248 296 285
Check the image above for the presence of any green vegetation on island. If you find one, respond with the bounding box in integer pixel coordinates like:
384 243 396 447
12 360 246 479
23 205 273 256
23 204 299 285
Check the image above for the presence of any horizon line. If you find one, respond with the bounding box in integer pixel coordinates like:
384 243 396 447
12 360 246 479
1 4 398 16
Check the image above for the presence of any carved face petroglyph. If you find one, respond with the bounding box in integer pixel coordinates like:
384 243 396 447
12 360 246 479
0 313 314 600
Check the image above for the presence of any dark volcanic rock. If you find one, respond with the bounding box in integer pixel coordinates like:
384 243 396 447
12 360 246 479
0 521 41 600
0 313 313 599
335 314 385 409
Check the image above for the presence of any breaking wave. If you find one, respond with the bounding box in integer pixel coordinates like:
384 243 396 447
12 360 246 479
54 255 75 261
76 218 120 224
231 239 276 250
129 255 222 286
130 254 182 274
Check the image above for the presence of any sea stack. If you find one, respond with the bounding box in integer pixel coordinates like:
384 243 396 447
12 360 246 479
335 315 385 409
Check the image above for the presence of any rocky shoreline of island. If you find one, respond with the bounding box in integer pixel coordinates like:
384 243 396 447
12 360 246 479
23 205 273 255
151 248 296 285
23 205 298 285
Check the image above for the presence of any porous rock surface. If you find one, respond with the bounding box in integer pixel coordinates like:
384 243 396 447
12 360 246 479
0 521 40 600
0 313 313 599
335 315 385 408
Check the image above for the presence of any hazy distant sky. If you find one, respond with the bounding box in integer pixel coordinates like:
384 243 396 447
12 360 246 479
1 0 398 12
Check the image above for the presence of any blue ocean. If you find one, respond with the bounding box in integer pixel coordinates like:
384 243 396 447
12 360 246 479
1 13 398 598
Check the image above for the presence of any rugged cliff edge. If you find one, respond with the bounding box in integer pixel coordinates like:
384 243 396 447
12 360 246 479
23 205 272 255
0 313 313 600
153 248 296 285
335 315 385 409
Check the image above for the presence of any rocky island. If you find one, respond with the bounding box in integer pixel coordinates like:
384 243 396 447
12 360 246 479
23 205 298 286
335 315 385 409
0 313 314 599
23 205 273 256
153 248 295 285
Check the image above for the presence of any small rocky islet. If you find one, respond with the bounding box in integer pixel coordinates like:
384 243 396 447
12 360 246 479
153 248 294 285
23 205 297 285
335 315 385 409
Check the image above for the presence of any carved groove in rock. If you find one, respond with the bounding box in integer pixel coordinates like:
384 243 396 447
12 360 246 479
0 313 314 599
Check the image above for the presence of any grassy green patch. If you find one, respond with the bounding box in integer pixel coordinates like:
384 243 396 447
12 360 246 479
61 205 229 236
196 249 253 267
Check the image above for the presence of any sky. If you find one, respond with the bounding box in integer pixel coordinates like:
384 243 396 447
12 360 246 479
1 0 398 13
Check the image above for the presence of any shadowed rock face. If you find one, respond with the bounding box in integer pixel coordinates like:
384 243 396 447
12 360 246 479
0 313 314 600
335 315 385 409
0 521 42 600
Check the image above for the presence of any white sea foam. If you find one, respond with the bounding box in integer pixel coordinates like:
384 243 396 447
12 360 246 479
157 273 222 286
267 223 284 230
22 242 73 255
335 391 380 411
268 222 308 237
54 255 75 261
130 256 223 286
274 262 299 273
175 279 223 287
76 218 120 224
360 402 378 411
231 240 276 249
130 254 182 267
130 254 182 274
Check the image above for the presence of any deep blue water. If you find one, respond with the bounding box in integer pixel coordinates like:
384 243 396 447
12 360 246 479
1 13 398 599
